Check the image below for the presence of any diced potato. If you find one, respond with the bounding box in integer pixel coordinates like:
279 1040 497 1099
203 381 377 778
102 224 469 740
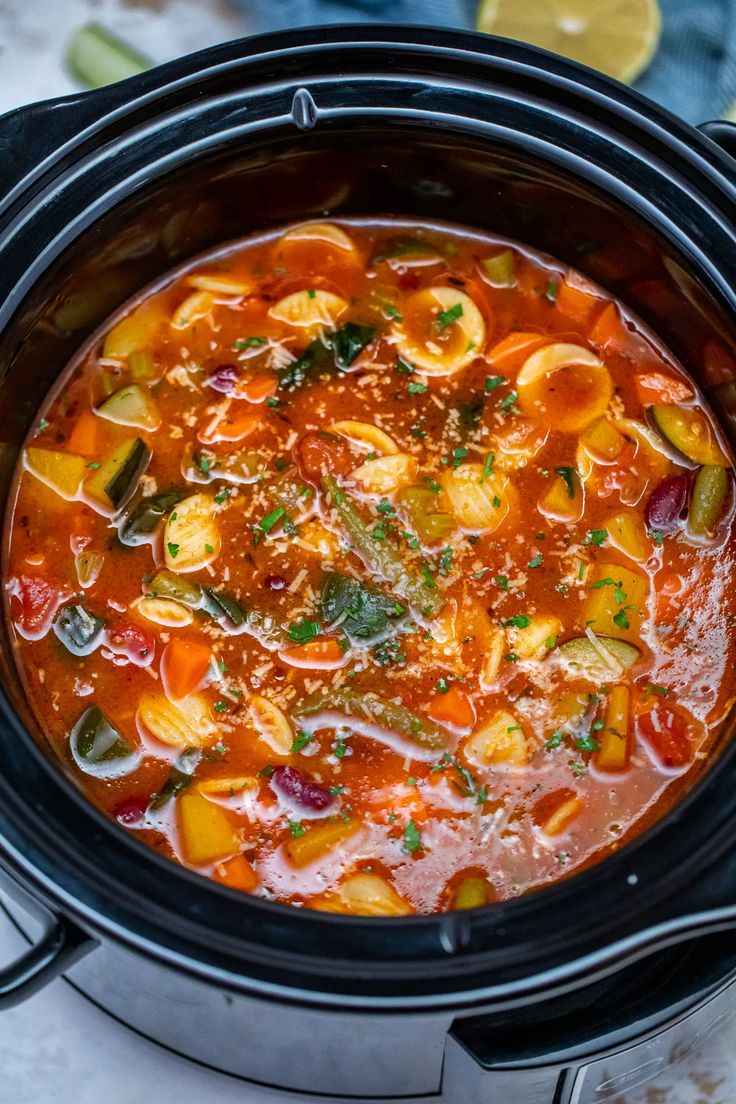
441 463 516 532
197 776 258 797
178 792 239 865
102 299 168 358
164 494 220 573
268 289 348 335
452 876 494 909
516 343 612 433
96 384 161 431
285 819 361 868
137 692 218 748
184 272 251 295
538 469 584 523
540 794 583 836
24 448 87 500
297 520 342 558
452 599 506 691
249 694 293 756
281 222 356 252
596 685 630 771
606 511 650 563
351 453 418 494
510 614 562 659
466 710 532 768
393 287 486 376
170 290 214 330
316 873 412 916
582 563 648 643
135 596 194 628
329 420 399 455
580 417 625 462
479 625 506 692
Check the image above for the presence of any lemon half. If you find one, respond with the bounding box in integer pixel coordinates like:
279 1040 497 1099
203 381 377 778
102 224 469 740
477 0 662 84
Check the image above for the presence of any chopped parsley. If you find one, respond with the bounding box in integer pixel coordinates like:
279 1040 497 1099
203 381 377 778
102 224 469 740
576 733 601 753
485 374 506 392
167 542 180 559
407 381 427 394
420 563 437 589
286 619 319 644
586 528 608 546
499 390 519 414
495 574 509 591
258 506 286 533
546 279 558 303
233 336 266 349
480 451 495 483
214 488 230 505
436 302 463 331
545 730 564 750
503 614 531 629
613 609 630 630
403 819 423 853
437 677 450 694
373 638 407 666
291 730 315 753
289 821 307 837
528 553 544 569
438 546 453 576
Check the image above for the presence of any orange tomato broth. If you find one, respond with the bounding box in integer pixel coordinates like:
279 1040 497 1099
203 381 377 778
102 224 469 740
4 218 736 917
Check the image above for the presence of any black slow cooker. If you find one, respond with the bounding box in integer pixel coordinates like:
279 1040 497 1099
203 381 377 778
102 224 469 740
2 26 736 1103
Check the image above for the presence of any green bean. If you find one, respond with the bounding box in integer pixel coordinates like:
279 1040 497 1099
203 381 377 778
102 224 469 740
294 687 450 752
689 465 729 536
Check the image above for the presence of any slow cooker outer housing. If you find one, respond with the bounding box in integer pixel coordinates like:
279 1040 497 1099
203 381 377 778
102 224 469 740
2 24 736 1097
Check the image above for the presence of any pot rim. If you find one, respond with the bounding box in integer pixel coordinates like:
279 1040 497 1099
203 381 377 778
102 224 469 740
1 24 736 1012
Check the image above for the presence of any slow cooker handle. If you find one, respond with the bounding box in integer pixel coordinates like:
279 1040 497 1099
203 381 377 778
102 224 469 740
0 871 96 1010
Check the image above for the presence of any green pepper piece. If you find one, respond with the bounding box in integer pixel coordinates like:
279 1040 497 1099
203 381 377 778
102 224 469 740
321 476 445 618
70 706 137 778
689 465 729 536
147 569 203 609
321 572 404 640
120 487 187 546
201 587 248 627
54 604 105 656
294 687 450 752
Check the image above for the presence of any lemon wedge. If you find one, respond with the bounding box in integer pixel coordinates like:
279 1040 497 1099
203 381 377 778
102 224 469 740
477 0 662 84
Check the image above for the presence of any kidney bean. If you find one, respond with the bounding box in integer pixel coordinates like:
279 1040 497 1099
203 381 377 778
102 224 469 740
263 574 287 591
646 474 689 531
270 765 334 812
205 363 242 394
113 795 150 827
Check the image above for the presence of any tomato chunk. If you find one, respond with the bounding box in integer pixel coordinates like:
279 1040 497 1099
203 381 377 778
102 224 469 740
105 619 155 667
636 706 693 770
295 432 354 483
9 573 71 640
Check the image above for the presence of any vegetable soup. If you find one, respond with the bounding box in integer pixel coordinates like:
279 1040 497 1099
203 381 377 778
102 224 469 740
5 219 735 916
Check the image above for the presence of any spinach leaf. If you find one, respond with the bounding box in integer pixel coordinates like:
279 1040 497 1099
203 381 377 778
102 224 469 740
321 572 404 641
278 323 377 391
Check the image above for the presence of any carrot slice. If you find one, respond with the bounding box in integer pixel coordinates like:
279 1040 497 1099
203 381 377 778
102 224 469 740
213 854 258 892
486 331 547 370
235 375 277 404
160 638 213 700
635 371 693 405
198 402 262 444
279 638 348 670
426 685 475 730
67 411 104 458
588 302 628 350
555 281 602 328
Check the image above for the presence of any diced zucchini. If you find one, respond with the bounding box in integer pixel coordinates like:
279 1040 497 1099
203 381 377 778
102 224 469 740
24 447 87 500
581 563 648 643
321 572 404 642
557 636 640 680
688 465 729 536
396 486 455 545
97 384 161 430
649 404 728 467
481 250 516 287
538 468 584 523
53 603 105 656
178 792 239 865
70 706 138 778
580 417 625 461
84 437 151 513
201 587 247 627
120 488 186 546
128 351 157 381
147 569 203 609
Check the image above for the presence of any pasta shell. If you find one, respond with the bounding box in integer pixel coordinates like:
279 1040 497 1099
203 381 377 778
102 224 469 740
184 273 251 295
164 494 220 573
466 710 532 769
138 692 218 748
351 453 418 495
135 596 194 628
329 420 399 456
393 287 486 376
170 291 214 331
516 343 612 433
249 694 293 755
280 222 356 252
197 775 258 796
268 289 347 336
440 463 516 532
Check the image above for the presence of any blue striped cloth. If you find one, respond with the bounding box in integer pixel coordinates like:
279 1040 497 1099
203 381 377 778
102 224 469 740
241 0 736 122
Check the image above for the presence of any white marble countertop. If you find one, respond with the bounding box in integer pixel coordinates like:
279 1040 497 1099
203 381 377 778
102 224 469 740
0 3 734 1102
